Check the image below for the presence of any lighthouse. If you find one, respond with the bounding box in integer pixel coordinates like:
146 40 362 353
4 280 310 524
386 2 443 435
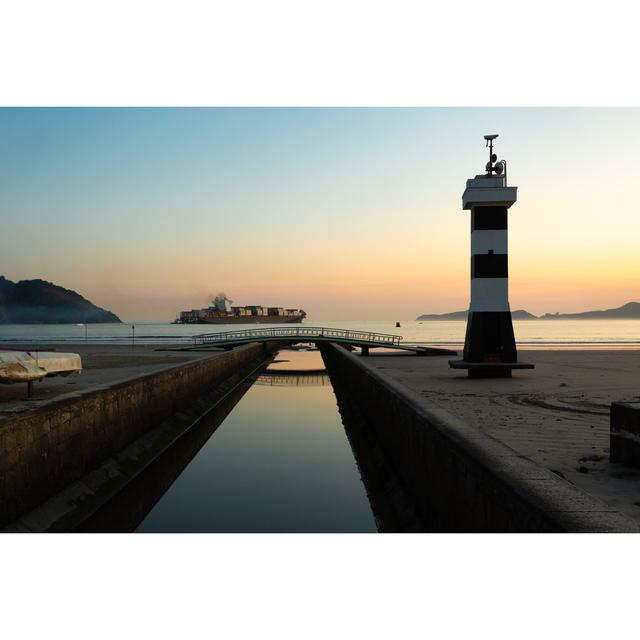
449 135 533 378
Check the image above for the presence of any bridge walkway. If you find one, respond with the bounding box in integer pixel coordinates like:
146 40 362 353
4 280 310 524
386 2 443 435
178 326 456 356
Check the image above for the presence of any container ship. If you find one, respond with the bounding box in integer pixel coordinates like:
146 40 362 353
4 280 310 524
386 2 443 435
176 294 307 325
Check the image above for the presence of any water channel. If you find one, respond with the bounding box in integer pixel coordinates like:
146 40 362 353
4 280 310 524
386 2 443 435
83 349 380 533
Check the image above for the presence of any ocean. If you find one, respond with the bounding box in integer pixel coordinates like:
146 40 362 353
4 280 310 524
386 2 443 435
0 318 639 348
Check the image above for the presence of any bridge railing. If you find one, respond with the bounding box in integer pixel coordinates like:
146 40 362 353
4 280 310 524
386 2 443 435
192 326 402 346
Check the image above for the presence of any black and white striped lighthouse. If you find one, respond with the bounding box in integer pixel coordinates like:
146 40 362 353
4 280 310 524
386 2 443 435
449 135 533 378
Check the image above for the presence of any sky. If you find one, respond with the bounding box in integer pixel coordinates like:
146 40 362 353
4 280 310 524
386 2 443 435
1 107 639 321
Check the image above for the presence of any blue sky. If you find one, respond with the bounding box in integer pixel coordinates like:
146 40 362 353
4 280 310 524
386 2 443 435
1 107 639 320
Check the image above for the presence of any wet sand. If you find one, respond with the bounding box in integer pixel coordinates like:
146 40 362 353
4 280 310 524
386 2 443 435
0 343 218 414
361 349 640 524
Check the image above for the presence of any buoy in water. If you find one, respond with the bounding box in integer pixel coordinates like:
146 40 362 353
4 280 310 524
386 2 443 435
395 321 401 328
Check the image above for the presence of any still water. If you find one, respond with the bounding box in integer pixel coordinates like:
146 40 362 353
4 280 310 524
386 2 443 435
114 351 378 533
1 319 639 347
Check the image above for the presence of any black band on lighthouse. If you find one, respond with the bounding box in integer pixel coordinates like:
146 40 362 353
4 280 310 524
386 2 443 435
463 312 517 363
471 206 508 230
471 254 508 278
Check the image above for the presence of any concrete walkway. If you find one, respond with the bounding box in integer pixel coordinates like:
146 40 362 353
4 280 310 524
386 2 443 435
0 344 214 415
357 349 640 525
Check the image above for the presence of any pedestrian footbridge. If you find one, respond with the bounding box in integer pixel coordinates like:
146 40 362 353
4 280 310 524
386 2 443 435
185 326 456 356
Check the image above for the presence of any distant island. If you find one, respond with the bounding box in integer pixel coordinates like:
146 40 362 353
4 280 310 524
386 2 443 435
0 276 121 324
417 302 640 321
539 302 640 320
417 309 536 321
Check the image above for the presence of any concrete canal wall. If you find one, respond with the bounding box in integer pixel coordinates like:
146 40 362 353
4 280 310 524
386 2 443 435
0 342 277 528
321 343 638 532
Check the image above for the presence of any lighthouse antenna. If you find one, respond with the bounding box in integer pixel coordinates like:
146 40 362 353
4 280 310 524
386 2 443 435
483 133 499 175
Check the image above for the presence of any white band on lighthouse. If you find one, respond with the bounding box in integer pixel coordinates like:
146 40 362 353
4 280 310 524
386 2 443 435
471 230 508 255
470 278 510 312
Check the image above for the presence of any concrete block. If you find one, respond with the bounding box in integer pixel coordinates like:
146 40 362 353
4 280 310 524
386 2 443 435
610 402 640 467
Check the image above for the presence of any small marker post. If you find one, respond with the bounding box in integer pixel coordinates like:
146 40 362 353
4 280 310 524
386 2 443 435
77 323 87 342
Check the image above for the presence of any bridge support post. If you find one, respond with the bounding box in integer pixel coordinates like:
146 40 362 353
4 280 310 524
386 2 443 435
361 346 370 357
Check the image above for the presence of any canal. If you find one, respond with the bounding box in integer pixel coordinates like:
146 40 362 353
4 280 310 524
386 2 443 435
83 349 379 533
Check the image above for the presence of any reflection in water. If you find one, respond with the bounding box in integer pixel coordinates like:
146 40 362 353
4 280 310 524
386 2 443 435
135 371 376 531
329 374 426 532
260 356 425 530
80 348 422 533
82 349 376 533
255 372 330 387
78 380 256 532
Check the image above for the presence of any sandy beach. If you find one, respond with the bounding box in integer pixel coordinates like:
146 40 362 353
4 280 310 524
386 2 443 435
362 349 640 523
0 344 217 413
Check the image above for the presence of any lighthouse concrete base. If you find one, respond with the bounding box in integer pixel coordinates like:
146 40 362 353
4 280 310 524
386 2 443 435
448 360 534 378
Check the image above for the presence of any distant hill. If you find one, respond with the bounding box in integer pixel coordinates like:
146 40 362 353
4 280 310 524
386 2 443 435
417 310 468 321
0 276 121 324
416 309 537 321
417 302 640 321
540 302 640 320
